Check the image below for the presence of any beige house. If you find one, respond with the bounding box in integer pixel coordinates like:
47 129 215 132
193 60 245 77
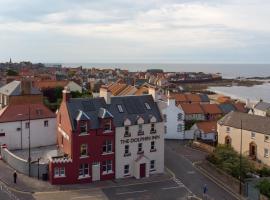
218 111 270 166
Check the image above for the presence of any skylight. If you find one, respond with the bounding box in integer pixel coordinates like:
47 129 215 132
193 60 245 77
145 103 151 110
117 104 124 113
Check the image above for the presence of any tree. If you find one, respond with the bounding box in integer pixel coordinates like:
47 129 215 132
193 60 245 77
256 179 270 198
6 69 18 76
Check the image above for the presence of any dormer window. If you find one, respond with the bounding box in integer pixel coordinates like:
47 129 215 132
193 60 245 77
124 126 131 137
104 120 112 132
117 105 124 113
145 103 151 110
80 121 87 134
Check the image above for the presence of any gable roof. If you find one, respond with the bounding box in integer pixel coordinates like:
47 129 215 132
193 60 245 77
0 81 41 96
34 80 69 90
196 121 217 133
0 103 55 123
218 103 236 114
186 94 201 103
218 111 270 135
65 95 162 130
199 94 210 103
201 104 222 115
254 101 270 112
179 103 204 114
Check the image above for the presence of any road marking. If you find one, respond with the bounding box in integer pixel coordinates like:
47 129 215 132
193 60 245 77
116 190 147 195
162 186 183 190
187 171 195 174
71 195 103 199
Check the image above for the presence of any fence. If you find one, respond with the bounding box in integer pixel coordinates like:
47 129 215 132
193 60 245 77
0 146 48 179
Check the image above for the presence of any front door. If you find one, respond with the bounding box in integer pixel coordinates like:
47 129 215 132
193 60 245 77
140 163 146 178
92 162 100 181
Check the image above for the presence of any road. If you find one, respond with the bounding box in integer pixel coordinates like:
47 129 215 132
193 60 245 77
165 140 238 200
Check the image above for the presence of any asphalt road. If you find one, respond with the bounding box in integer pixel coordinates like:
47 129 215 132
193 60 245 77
165 140 238 200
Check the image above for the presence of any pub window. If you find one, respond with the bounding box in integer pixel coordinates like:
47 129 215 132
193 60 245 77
103 140 112 153
79 164 89 177
102 160 112 173
150 160 155 171
124 164 129 175
150 141 155 151
138 143 143 153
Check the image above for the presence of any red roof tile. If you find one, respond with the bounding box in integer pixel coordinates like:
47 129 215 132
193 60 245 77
196 121 217 133
0 103 56 123
179 103 204 114
201 104 222 114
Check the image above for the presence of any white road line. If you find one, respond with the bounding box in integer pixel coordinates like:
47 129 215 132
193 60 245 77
71 195 103 199
162 186 183 190
116 190 147 195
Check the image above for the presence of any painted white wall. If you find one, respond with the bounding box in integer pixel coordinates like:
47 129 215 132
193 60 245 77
191 124 216 141
115 122 164 179
0 118 56 150
159 99 185 140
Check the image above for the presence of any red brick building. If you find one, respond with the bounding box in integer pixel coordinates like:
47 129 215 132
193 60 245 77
49 88 115 184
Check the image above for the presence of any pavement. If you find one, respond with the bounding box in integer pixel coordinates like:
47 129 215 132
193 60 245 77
165 140 239 200
0 140 242 200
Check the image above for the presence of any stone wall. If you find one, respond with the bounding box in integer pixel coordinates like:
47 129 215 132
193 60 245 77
1 146 48 179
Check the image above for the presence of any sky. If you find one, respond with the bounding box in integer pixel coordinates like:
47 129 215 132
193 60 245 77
0 0 270 63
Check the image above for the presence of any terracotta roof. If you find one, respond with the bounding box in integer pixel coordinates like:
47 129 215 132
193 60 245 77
217 96 231 104
34 80 69 89
135 87 149 95
196 121 217 133
179 103 204 114
201 104 222 114
171 93 187 102
186 94 202 102
0 103 56 123
234 102 247 113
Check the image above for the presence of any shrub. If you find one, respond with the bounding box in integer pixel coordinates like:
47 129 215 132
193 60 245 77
256 179 270 198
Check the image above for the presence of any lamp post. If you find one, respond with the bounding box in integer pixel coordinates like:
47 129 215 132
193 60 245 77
239 120 243 195
17 106 31 177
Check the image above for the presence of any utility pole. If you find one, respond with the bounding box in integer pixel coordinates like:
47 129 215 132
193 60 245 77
28 106 31 177
239 120 243 195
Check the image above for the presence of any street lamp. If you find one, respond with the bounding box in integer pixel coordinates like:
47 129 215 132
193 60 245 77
17 106 31 177
239 120 243 195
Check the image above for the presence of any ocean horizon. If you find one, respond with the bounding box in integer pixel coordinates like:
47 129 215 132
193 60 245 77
53 63 270 78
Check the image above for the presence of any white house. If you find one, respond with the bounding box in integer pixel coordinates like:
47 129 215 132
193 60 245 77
191 121 217 142
100 87 164 179
158 96 185 140
249 101 270 117
0 103 56 150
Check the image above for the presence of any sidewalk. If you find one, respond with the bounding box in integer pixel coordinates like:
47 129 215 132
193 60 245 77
0 160 172 193
0 160 59 193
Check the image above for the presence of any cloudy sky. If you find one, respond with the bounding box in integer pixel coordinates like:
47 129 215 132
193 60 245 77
0 0 269 63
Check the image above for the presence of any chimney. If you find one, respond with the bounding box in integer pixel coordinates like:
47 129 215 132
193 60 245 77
148 87 158 101
62 86 71 102
100 86 111 104
167 91 175 106
21 80 32 95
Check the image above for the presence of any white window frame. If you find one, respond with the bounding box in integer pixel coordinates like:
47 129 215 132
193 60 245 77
80 121 87 134
150 141 155 151
265 148 269 158
177 113 183 121
145 103 151 110
251 132 256 139
177 124 182 132
138 143 143 153
103 140 112 153
117 105 124 113
104 120 112 132
44 120 49 127
79 163 89 178
124 164 129 175
150 160 155 171
102 160 113 174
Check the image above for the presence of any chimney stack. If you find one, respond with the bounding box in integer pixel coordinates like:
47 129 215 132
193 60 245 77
21 79 32 95
148 87 157 101
167 91 175 106
100 85 111 104
62 86 71 102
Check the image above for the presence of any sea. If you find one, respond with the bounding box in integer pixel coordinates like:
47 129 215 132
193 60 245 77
58 63 270 102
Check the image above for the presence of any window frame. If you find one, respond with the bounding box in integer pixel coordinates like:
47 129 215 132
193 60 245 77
117 104 124 113
80 144 88 157
79 163 89 178
44 120 49 127
150 160 155 171
124 164 129 175
145 102 151 110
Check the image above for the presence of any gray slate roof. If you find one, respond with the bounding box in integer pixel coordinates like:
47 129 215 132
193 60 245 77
254 101 270 112
199 94 210 102
66 95 162 131
0 81 41 96
218 111 270 135
218 103 236 114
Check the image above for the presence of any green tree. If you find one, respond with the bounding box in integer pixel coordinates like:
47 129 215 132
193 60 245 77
256 179 270 198
6 69 18 76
